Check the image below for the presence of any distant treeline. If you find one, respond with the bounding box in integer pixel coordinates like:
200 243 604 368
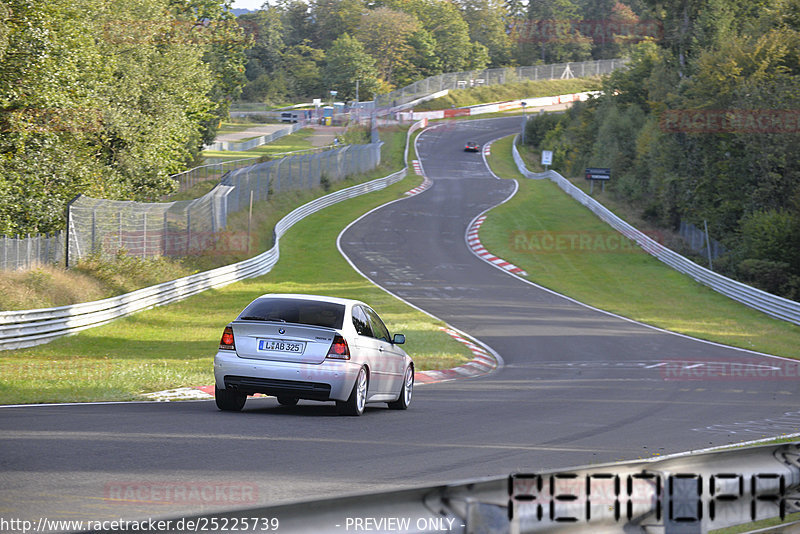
235 0 648 103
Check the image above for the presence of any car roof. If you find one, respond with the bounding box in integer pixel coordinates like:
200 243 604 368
254 293 364 308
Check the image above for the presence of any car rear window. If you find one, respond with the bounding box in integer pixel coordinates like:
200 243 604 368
238 298 345 329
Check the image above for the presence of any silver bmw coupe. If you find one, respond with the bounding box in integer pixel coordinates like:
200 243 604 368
214 294 414 416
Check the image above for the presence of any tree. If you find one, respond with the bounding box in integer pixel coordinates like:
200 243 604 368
0 0 244 234
381 0 474 72
172 0 250 145
458 0 512 66
323 33 380 100
278 0 313 47
518 0 592 64
282 40 325 97
312 0 366 48
392 28 442 87
240 9 286 80
357 8 420 86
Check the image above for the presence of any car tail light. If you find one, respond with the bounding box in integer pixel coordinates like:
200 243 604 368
219 326 236 351
326 335 350 360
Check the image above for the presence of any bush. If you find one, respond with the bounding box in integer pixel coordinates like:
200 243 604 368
737 258 800 300
737 210 800 273
524 113 562 147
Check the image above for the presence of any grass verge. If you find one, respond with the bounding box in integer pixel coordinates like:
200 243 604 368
483 135 800 358
0 128 408 311
0 127 474 404
202 128 318 161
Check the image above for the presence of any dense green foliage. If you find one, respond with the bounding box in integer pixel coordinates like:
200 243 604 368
524 0 800 299
0 0 649 237
237 0 646 103
0 0 248 235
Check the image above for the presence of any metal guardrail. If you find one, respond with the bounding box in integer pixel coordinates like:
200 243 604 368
202 121 306 152
512 140 800 326
82 442 800 533
0 122 426 351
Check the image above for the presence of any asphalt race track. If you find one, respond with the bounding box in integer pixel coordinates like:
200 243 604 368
1 117 798 527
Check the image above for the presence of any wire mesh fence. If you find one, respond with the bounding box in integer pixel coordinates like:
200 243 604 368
679 220 727 260
0 233 65 270
170 158 259 193
375 59 627 111
66 142 382 267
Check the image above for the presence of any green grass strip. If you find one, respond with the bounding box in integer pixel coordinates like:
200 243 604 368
0 141 474 405
484 135 800 358
202 128 318 160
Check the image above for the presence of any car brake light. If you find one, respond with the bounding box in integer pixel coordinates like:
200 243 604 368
326 335 350 360
219 326 235 351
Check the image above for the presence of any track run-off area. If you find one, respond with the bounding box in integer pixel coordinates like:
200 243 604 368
1 116 798 527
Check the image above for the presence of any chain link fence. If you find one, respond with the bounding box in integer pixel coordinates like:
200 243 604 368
170 158 259 193
0 233 65 270
375 59 627 111
66 142 382 267
679 220 727 260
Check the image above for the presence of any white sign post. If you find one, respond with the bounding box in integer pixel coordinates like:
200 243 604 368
541 150 553 171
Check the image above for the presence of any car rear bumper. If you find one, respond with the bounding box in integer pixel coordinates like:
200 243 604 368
214 350 359 401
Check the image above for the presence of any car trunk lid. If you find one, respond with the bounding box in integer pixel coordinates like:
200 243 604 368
231 321 336 364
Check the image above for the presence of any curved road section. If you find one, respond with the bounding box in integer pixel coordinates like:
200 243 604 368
340 116 799 458
0 117 797 528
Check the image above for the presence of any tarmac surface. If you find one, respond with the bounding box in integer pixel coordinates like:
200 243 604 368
0 116 797 528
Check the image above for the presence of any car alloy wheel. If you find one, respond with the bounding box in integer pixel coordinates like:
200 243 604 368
337 366 368 416
388 366 413 410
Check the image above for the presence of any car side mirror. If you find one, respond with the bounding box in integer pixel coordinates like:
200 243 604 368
392 333 405 345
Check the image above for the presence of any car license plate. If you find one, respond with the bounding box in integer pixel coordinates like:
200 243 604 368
258 339 306 354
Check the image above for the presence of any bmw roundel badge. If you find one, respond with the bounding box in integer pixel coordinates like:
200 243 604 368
278 328 285 335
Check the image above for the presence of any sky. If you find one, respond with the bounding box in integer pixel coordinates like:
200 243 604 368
232 0 264 11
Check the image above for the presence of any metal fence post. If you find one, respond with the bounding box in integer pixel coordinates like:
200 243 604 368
163 211 168 256
91 208 97 255
256 167 261 201
141 213 146 259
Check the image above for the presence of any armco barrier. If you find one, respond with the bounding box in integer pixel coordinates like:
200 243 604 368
202 121 306 152
0 121 428 351
398 91 599 122
512 140 800 326
83 442 800 533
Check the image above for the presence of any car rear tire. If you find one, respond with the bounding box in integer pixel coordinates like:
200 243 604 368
215 386 246 412
337 367 368 416
388 366 413 410
277 396 299 406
